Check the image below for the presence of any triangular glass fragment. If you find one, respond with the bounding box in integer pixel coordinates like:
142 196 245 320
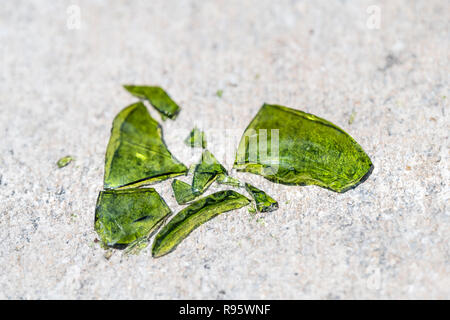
244 183 279 213
104 102 187 189
172 179 198 205
95 188 171 249
123 85 181 120
192 150 227 195
184 127 207 149
234 104 373 193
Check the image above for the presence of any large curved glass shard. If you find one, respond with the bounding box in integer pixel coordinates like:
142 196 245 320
104 102 188 189
244 183 279 213
192 150 227 195
123 85 180 120
95 188 171 249
152 190 250 257
233 104 373 193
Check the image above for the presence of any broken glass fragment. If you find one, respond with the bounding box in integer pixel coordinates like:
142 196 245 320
184 127 207 149
244 183 279 213
234 103 373 193
152 190 250 257
95 188 171 249
192 150 227 195
123 85 180 120
216 174 243 188
188 163 196 175
171 179 198 205
103 102 187 189
57 155 74 168
348 110 357 125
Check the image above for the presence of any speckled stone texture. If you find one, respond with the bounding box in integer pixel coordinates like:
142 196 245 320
0 0 448 299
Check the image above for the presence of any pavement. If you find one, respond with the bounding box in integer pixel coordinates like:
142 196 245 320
0 0 448 299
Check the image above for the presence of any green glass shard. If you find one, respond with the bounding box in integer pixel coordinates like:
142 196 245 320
248 203 256 214
188 163 196 175
152 190 250 257
216 174 243 188
192 150 227 195
123 235 156 255
104 102 187 189
244 183 279 213
234 103 373 193
348 110 357 125
57 155 74 168
171 179 198 205
184 127 207 149
123 85 180 120
95 188 171 249
216 175 277 212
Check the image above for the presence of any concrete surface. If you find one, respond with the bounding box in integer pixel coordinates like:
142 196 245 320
0 0 448 299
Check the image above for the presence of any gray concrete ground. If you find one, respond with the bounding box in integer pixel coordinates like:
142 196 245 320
0 0 448 299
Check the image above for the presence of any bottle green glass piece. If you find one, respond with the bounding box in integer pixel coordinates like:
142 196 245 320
234 103 373 193
244 183 279 213
152 190 250 257
171 179 198 205
95 188 171 249
103 102 188 189
57 155 74 168
192 150 227 195
184 127 207 149
216 174 243 188
123 85 181 120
